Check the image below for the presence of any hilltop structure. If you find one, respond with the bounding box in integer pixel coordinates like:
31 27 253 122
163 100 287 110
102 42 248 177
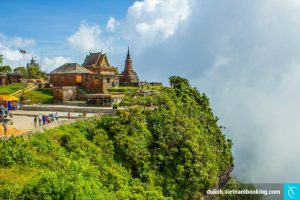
49 63 93 87
119 47 139 87
82 52 119 93
26 57 40 68
49 52 122 105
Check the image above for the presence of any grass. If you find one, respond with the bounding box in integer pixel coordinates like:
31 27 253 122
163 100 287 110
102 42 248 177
0 83 27 95
23 88 54 104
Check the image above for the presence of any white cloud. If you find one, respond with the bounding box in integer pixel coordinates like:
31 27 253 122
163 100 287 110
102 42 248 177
0 34 35 68
9 37 35 48
0 33 69 72
0 33 35 48
123 0 191 46
67 0 192 53
68 21 110 52
43 56 70 72
106 17 120 32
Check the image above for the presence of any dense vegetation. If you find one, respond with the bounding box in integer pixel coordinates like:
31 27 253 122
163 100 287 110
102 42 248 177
23 88 54 104
13 66 47 79
0 55 46 79
0 76 234 199
0 83 27 94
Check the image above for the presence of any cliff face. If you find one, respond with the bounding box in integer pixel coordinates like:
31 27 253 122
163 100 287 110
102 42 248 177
0 76 233 199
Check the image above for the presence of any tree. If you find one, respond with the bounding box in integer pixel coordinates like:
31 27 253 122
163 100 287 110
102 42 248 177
26 65 47 79
0 66 12 73
27 65 40 78
14 66 27 75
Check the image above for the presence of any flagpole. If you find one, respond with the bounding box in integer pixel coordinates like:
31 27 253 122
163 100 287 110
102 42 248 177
18 50 20 67
40 51 43 69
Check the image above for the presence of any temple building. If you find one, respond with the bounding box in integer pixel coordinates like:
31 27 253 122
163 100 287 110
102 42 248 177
49 63 93 102
119 47 139 87
27 57 40 68
82 52 119 93
48 49 142 105
49 52 121 104
49 63 93 87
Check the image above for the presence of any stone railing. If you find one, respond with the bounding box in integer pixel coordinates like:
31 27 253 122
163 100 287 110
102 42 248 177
21 104 114 113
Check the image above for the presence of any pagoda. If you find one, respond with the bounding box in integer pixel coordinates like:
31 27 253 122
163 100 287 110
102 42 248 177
119 47 139 86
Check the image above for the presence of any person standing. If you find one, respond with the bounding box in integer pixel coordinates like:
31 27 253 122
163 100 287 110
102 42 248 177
34 115 38 127
50 114 54 122
38 116 42 126
2 121 7 135
68 112 71 119
42 115 46 125
45 116 49 124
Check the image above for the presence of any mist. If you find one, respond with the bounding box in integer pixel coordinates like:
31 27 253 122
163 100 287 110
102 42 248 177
133 0 300 182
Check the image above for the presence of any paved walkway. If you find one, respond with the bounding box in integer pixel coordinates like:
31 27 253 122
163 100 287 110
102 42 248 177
0 111 97 137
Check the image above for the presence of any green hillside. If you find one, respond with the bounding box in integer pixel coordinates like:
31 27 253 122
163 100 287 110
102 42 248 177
0 83 27 95
0 76 233 199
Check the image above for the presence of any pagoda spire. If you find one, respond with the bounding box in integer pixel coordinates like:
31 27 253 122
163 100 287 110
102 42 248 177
127 46 131 60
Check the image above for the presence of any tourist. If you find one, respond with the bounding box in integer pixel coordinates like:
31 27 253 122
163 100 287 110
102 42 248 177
34 115 38 127
68 112 71 119
55 112 58 121
38 114 42 126
42 115 46 125
51 114 55 122
38 116 42 126
45 116 49 124
2 121 7 135
9 112 13 119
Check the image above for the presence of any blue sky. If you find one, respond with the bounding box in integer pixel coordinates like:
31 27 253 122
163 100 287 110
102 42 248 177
2 0 300 183
0 0 133 37
0 0 135 63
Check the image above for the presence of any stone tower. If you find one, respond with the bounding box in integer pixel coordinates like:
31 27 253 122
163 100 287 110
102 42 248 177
119 47 139 86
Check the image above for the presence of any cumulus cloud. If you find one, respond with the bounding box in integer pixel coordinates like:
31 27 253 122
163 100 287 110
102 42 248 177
122 0 191 46
106 17 120 32
0 33 69 72
9 37 35 48
68 21 110 52
43 56 70 72
68 0 192 54
0 33 35 48
0 34 35 67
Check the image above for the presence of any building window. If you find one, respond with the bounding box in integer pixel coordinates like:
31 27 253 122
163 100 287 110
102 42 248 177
107 78 110 83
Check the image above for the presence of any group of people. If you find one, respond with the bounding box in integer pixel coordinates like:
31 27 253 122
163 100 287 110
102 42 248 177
34 113 59 127
1 105 13 135
0 105 13 119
